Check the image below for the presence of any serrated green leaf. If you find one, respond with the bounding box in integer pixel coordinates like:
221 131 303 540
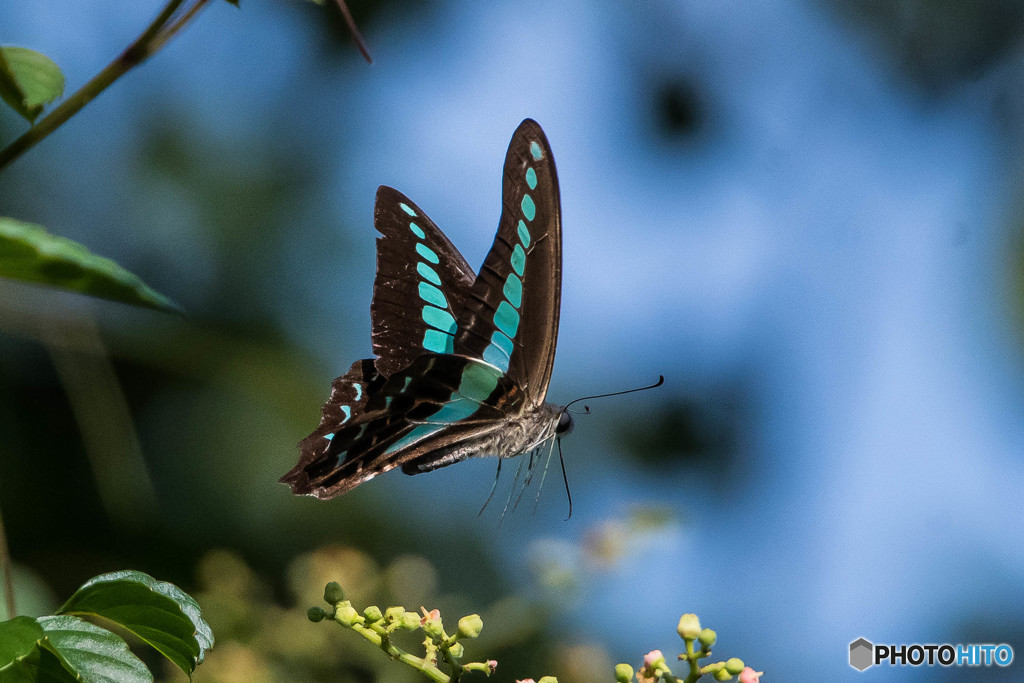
38 615 152 683
0 46 64 123
58 570 212 675
0 217 180 313
0 616 44 667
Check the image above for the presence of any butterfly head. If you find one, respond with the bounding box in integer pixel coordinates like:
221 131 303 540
555 408 574 436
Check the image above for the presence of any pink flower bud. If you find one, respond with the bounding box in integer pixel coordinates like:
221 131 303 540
739 667 762 682
644 649 665 668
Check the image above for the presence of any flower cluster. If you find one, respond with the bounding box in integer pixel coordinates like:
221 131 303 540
309 582 495 682
614 614 763 683
311 585 763 682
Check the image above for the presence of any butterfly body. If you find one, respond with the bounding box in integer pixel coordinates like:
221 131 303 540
282 120 568 500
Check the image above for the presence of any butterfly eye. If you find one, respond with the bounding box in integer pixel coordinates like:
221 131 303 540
555 411 574 435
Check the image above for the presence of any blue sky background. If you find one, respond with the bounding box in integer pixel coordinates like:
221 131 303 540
3 1 1024 680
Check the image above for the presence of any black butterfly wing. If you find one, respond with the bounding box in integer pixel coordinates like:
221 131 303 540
454 119 562 407
281 187 499 500
280 358 384 495
281 354 521 498
371 186 477 378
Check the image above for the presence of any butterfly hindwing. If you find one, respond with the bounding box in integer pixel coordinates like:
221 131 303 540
455 119 562 407
281 354 522 498
375 354 523 475
281 358 385 495
372 186 477 377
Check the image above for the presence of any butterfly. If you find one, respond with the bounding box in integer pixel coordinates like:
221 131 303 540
281 119 574 501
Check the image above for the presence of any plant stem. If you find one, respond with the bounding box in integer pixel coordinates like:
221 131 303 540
348 623 449 682
332 0 372 63
0 503 16 618
0 0 208 172
439 642 462 682
150 0 210 54
680 639 699 683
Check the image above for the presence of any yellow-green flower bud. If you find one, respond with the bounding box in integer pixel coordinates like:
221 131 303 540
422 616 445 640
385 606 406 621
399 612 421 630
448 642 464 658
307 606 326 622
677 613 701 640
537 677 558 683
698 628 717 648
335 602 361 627
323 581 345 605
614 663 634 682
364 605 383 622
713 669 731 681
458 614 484 639
725 658 745 675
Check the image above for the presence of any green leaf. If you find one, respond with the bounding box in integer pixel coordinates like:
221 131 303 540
0 640 77 683
0 217 180 313
0 52 27 120
0 616 44 668
0 46 64 123
38 615 152 683
58 570 212 675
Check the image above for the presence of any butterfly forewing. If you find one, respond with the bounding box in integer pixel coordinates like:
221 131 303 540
372 186 477 378
454 119 562 408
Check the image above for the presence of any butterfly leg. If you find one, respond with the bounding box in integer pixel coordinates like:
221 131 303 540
532 436 558 514
477 458 503 516
510 447 540 514
499 452 530 521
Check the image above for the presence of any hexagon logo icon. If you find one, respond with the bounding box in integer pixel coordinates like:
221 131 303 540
849 638 874 671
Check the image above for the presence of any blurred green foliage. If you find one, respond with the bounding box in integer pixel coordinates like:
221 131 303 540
826 0 1024 94
0 217 178 311
615 389 746 484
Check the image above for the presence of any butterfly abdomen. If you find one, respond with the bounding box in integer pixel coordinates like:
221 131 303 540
399 401 562 474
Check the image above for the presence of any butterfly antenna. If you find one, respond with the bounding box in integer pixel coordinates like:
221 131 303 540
564 375 665 411
557 437 573 520
532 437 558 514
478 458 503 516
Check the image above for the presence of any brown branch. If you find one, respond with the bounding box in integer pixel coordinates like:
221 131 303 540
0 503 15 618
333 0 373 63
